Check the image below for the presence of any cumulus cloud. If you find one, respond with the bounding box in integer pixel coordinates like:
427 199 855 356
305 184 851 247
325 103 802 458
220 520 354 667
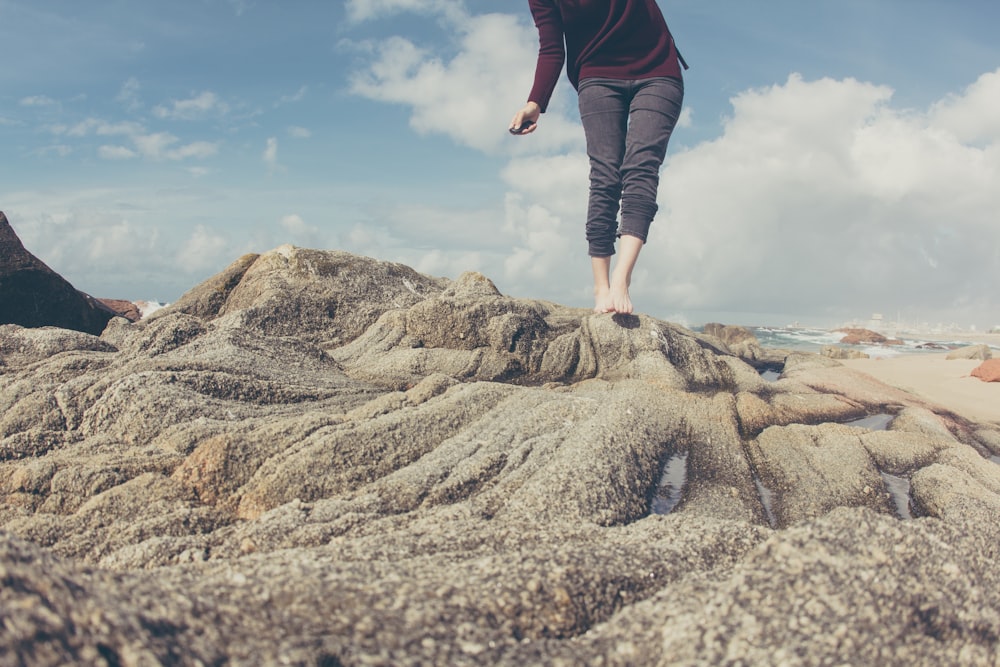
345 0 466 23
2 203 164 296
19 95 56 107
49 117 218 161
277 86 308 106
98 145 137 160
117 77 142 111
647 73 1000 320
347 2 1000 324
930 68 1000 144
177 225 230 273
263 137 280 171
348 10 580 154
153 91 229 120
131 132 219 161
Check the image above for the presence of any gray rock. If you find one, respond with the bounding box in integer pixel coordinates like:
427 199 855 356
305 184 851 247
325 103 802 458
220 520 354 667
3 246 1000 665
821 344 870 359
946 344 993 360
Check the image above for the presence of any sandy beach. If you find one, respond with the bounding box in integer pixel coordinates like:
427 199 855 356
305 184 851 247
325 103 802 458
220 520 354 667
841 351 1000 424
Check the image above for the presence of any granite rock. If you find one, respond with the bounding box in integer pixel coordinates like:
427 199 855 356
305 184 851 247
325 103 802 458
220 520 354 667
3 245 1000 665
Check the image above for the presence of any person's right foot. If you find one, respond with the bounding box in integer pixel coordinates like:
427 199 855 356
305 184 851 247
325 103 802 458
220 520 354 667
594 287 615 313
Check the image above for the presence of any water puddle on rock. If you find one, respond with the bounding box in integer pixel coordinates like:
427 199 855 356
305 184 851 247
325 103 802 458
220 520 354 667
844 413 894 430
752 475 778 528
881 472 913 520
758 369 781 382
650 452 688 515
991 455 1000 466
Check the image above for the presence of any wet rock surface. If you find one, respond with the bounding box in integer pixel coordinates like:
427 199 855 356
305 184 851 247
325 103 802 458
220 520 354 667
3 245 1000 665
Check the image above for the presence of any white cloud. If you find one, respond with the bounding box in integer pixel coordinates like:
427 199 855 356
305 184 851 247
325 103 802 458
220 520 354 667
930 67 1000 144
263 137 280 170
168 141 219 160
177 225 230 273
49 118 217 161
130 132 219 161
98 145 137 160
288 126 312 139
345 0 465 23
646 73 1000 321
153 91 229 120
19 95 56 107
277 86 308 106
348 11 580 154
61 119 144 138
117 77 142 111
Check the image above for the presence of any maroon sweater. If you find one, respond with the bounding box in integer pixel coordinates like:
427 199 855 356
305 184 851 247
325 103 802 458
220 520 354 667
527 0 683 112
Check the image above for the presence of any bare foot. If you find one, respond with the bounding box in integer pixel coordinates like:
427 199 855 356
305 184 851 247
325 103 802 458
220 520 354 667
591 255 615 313
608 235 641 315
610 274 632 314
594 286 615 313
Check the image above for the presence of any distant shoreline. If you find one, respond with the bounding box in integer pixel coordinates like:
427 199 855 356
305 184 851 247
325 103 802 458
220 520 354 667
747 325 1000 355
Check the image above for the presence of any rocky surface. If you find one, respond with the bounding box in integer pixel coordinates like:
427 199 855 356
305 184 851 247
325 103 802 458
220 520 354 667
3 244 1000 665
0 211 119 335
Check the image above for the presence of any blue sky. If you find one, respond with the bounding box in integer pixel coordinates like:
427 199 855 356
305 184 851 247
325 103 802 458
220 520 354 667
2 0 999 330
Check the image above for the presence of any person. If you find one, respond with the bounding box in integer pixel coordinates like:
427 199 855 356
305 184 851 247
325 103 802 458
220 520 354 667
510 0 686 315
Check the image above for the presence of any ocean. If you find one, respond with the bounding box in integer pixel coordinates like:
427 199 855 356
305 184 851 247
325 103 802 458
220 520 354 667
741 326 1000 359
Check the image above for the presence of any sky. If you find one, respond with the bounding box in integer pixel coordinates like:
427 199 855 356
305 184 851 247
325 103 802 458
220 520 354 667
2 0 999 330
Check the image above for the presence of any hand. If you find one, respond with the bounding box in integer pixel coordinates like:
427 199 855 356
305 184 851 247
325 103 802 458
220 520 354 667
509 102 540 135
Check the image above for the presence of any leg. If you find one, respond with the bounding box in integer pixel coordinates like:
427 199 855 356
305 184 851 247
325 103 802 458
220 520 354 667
610 234 643 314
578 78 629 310
618 78 684 245
591 255 614 313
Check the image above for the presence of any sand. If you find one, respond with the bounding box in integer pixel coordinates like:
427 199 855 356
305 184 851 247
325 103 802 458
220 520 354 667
841 352 1000 425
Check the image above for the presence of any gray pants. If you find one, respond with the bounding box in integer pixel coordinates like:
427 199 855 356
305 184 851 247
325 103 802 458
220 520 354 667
578 76 684 257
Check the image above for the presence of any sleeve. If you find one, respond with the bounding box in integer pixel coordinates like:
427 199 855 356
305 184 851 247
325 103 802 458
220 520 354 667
527 0 565 113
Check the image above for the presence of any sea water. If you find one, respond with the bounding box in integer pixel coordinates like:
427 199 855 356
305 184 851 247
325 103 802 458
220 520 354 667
745 326 1000 359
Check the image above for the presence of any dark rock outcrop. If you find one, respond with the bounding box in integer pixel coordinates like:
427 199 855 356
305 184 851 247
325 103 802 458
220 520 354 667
97 299 142 323
0 211 116 335
2 244 1000 665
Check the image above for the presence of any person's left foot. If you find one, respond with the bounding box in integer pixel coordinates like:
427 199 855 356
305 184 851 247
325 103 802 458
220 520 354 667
609 276 632 314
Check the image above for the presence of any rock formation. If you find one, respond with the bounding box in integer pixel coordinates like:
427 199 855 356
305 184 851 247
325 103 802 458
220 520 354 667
821 344 870 360
836 327 904 347
2 244 1000 665
0 211 119 335
972 359 1000 383
947 344 993 361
